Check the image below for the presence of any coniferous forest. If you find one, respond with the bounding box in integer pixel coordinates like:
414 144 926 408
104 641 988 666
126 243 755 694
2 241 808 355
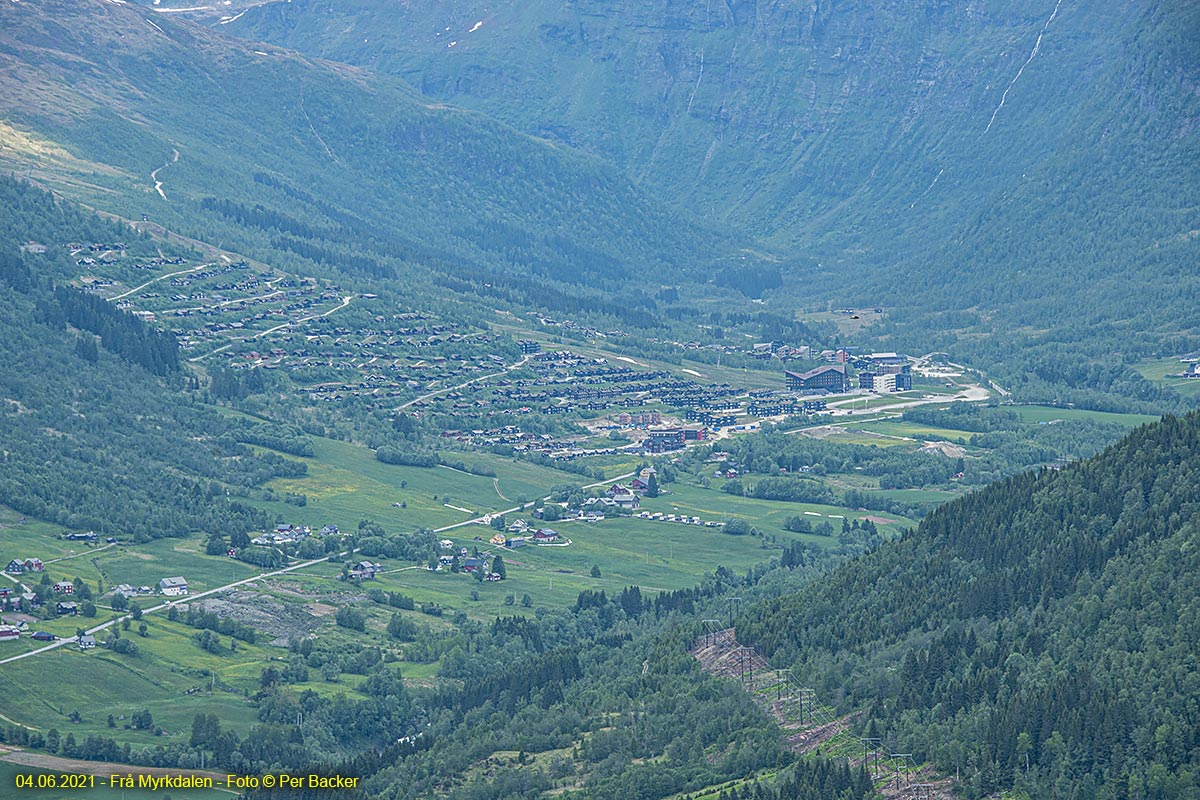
0 180 301 538
0 1 1196 799
741 413 1200 798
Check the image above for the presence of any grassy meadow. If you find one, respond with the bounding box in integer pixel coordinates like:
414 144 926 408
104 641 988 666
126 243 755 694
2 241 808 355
1131 358 1200 399
1009 404 1161 427
0 420 917 751
253 436 596 532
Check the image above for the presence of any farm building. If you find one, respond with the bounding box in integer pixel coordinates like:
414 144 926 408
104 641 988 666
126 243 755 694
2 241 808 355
159 576 189 596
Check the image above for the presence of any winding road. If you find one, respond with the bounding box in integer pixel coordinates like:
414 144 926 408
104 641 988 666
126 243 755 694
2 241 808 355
149 148 179 201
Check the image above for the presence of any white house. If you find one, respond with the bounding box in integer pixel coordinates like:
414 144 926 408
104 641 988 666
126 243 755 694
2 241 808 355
159 576 188 596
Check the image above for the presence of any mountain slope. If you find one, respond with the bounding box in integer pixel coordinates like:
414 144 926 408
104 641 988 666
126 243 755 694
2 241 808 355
739 413 1200 797
218 0 1199 248
0 0 740 315
0 178 302 539
196 0 1200 410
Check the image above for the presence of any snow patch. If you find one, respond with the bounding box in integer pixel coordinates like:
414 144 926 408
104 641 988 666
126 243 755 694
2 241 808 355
469 20 483 33
220 9 247 23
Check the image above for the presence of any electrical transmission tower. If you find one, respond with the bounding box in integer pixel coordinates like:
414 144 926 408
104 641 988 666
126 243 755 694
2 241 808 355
726 596 742 626
859 737 882 778
889 753 915 790
700 619 723 648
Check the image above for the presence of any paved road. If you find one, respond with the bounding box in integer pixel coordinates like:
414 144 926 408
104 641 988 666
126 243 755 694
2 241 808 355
0 552 347 667
824 385 990 414
191 294 353 362
1 458 641 665
430 470 638 534
396 355 531 411
44 542 119 564
109 262 211 301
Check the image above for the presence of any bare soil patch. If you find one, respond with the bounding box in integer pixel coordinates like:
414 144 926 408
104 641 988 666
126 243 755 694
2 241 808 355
197 589 320 646
921 441 966 458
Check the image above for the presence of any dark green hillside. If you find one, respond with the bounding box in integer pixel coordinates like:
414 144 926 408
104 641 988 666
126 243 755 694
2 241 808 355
223 0 1198 249
0 178 301 538
0 0 740 318
220 0 1200 411
739 412 1200 798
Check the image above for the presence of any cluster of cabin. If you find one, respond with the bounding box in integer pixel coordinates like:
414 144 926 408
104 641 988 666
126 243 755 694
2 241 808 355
4 558 45 575
490 527 563 548
174 284 344 349
280 323 502 406
526 313 615 340
451 351 885 454
0 563 189 644
252 523 317 546
71 233 919 477
343 561 383 581
434 543 505 581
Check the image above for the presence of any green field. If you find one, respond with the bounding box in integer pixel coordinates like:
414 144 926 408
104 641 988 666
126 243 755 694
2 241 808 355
0 507 109 576
1131 358 1200 398
289 513 813 616
798 427 915 448
254 436 596 534
92 539 257 594
0 425 917 755
870 488 960 505
826 391 952 413
258 437 511 531
851 419 980 442
0 631 261 739
267 471 915 617
1010 405 1161 427
644 483 914 539
778 411 896 434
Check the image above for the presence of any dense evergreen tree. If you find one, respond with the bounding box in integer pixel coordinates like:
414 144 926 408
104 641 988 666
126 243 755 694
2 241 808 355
740 412 1200 798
